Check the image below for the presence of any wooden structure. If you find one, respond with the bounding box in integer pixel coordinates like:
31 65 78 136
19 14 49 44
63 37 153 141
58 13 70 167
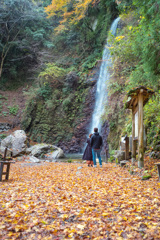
0 161 15 181
124 135 129 160
0 147 15 181
125 86 154 168
155 163 160 182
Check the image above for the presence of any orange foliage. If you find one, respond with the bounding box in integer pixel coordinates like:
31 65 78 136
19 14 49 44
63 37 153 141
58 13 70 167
45 0 98 33
0 161 160 239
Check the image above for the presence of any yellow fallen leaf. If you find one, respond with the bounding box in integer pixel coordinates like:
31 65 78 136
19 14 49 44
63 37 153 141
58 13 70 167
0 225 6 229
68 233 74 237
60 214 68 220
77 224 85 230
41 220 48 224
102 212 109 217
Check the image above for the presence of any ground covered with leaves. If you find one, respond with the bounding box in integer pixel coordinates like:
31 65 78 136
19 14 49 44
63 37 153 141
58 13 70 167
0 162 160 240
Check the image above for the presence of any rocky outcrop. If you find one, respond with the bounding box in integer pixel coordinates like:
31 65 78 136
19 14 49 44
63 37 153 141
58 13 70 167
21 62 109 154
57 65 102 153
101 121 110 156
21 64 101 154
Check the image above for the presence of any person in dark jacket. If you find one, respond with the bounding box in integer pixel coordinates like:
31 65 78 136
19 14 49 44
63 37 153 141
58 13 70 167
82 133 93 166
91 127 103 167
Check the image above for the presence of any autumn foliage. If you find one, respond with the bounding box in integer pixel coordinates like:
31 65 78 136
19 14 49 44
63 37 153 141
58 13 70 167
45 0 98 33
0 161 160 239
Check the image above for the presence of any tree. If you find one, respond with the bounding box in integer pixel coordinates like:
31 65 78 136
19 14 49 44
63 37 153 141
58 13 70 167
0 0 32 79
45 0 99 33
0 0 53 82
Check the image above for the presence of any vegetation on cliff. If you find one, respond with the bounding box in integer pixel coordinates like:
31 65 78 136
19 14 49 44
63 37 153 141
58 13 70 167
22 65 87 147
105 0 160 151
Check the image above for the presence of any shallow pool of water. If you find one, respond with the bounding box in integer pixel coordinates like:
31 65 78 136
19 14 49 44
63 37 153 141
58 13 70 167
61 153 106 162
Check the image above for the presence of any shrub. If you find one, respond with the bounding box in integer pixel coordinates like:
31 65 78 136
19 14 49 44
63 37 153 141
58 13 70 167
8 105 19 115
144 91 160 147
62 94 74 112
37 83 52 100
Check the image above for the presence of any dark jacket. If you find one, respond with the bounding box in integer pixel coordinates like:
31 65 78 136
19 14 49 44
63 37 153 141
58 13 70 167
82 138 93 160
91 132 103 149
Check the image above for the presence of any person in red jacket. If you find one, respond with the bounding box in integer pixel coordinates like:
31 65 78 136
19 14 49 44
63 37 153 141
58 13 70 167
82 133 93 167
91 127 103 167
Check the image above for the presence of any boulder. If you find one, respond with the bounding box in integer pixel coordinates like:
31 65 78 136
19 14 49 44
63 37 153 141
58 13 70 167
48 148 64 159
114 150 125 163
26 143 65 160
27 156 40 163
0 130 27 157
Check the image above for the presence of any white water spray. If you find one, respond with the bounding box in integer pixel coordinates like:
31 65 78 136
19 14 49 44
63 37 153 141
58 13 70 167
89 17 120 134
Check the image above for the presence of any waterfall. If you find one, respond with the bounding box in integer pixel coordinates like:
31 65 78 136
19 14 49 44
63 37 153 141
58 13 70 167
89 17 120 134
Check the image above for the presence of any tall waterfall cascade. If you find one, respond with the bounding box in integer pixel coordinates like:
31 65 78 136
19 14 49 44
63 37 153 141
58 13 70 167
89 17 120 134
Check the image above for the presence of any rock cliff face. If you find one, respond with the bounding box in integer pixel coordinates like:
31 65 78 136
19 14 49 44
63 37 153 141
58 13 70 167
57 80 96 153
21 63 110 154
21 69 95 153
57 84 110 154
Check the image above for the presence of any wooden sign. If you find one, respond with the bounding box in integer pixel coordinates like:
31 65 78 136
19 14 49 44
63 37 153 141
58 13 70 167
125 86 154 168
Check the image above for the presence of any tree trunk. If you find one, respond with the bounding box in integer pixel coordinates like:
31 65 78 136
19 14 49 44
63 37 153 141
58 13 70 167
0 56 5 79
138 90 144 168
132 109 136 163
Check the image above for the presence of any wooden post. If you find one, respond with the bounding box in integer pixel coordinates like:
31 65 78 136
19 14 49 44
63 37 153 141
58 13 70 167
0 162 3 181
6 163 11 180
138 89 144 168
0 161 15 181
132 109 136 163
124 135 129 160
3 147 8 161
155 163 160 182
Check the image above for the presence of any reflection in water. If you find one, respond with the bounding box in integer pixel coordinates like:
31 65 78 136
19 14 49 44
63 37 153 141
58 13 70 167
64 153 106 162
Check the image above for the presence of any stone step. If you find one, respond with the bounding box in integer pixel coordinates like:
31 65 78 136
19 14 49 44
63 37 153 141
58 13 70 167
120 160 129 167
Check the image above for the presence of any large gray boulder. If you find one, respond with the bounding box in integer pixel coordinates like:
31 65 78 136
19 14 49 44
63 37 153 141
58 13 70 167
0 130 27 156
26 143 65 161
